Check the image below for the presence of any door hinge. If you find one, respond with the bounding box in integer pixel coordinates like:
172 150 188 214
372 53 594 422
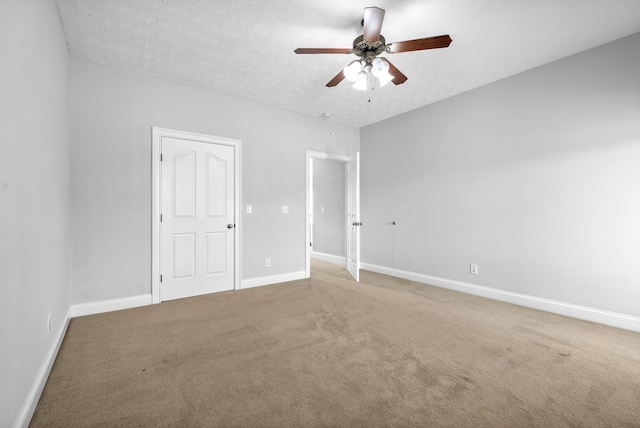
160 214 163 222
160 153 163 162
160 275 163 283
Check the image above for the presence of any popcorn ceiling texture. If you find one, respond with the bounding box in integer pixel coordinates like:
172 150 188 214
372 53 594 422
55 0 640 127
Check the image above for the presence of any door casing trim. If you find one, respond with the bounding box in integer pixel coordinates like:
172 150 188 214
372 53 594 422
152 127 242 304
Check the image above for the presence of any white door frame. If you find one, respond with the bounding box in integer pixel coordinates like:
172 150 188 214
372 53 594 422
152 127 242 304
305 150 354 279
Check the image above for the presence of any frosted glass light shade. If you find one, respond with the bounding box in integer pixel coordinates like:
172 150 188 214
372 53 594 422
371 57 390 77
352 72 368 90
344 61 362 82
377 71 394 87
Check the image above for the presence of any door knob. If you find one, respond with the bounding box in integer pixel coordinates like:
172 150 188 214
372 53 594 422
227 224 234 229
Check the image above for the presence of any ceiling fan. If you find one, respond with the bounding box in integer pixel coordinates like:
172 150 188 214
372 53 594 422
294 6 452 89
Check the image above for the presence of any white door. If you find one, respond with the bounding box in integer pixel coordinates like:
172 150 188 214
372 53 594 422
160 136 235 301
346 152 360 281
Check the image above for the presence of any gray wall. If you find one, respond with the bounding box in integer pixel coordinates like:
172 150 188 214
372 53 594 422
361 33 640 317
0 0 71 425
312 159 346 257
69 61 360 304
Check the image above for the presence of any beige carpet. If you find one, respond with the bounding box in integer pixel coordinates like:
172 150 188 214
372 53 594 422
31 260 640 427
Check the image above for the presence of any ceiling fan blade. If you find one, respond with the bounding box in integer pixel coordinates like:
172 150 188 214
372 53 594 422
385 60 408 85
387 35 452 53
363 7 385 42
294 48 352 54
326 70 346 87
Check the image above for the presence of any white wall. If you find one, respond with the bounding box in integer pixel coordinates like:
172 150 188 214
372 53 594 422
0 0 71 425
361 33 640 318
1 2 635 422
312 159 346 257
69 61 360 304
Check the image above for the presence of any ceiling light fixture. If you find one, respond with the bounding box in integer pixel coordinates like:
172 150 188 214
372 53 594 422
352 71 369 91
295 7 452 89
343 60 362 81
343 57 394 90
371 57 393 87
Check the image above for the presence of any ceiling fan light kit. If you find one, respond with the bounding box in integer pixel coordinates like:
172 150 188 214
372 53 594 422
342 57 394 90
295 6 452 90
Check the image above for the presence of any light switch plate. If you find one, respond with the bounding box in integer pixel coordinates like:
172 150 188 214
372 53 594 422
470 264 478 275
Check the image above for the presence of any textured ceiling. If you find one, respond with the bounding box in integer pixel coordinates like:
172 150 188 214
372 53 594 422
55 0 640 127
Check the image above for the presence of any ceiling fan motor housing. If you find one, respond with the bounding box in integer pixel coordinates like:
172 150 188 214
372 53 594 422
352 35 387 58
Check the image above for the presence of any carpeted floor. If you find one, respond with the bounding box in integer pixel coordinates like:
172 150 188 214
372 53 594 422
31 260 640 427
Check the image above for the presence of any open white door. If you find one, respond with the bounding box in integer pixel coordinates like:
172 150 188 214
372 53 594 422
346 152 361 281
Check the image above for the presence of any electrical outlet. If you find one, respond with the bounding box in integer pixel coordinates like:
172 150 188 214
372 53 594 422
246 204 252 214
266 258 271 267
47 313 51 333
470 264 478 275
282 206 289 214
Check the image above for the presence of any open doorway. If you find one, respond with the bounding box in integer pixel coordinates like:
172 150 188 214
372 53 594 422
311 158 346 264
305 151 360 281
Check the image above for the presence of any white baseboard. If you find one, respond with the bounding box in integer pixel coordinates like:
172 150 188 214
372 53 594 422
311 251 346 265
13 308 71 428
361 262 640 333
70 294 152 318
241 271 306 289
